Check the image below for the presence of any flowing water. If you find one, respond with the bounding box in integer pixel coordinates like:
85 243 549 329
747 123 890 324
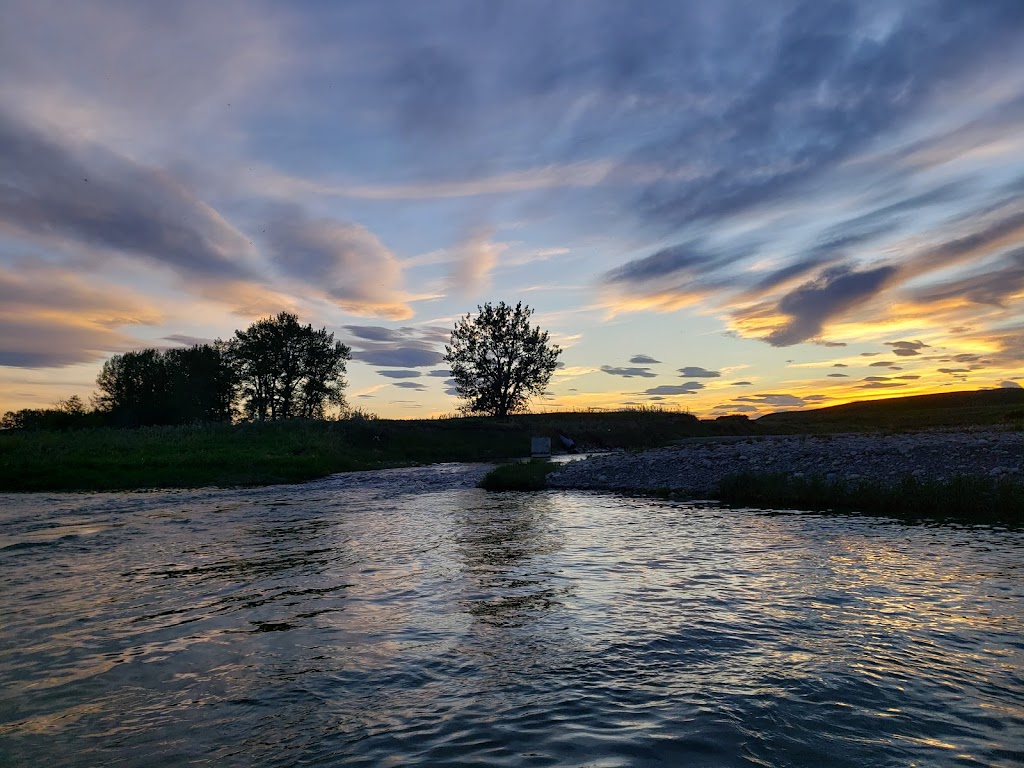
1 463 1023 767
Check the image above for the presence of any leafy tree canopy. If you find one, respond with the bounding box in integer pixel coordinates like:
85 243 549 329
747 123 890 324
229 312 351 422
444 301 561 417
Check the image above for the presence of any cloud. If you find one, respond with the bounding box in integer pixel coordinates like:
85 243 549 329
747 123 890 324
885 340 929 357
1002 380 1022 388
763 265 897 347
912 246 1024 308
827 373 849 377
629 354 661 364
678 366 720 378
0 0 290 145
264 207 411 319
601 365 657 378
905 210 1024 279
604 242 723 284
735 394 805 407
860 381 908 390
343 325 406 342
869 361 895 367
377 370 422 379
427 369 452 377
717 404 760 413
0 264 160 368
832 363 848 368
449 226 508 294
643 382 704 396
0 111 254 280
353 348 444 368
731 381 753 386
934 353 984 364
0 316 135 368
632 2 1024 227
393 381 427 390
345 325 449 368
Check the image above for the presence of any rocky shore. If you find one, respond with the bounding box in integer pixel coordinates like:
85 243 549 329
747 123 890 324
547 429 1024 496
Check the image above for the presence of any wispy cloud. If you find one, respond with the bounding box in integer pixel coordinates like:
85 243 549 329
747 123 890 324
0 264 160 367
600 365 656 378
265 207 411 319
0 111 256 280
448 226 507 295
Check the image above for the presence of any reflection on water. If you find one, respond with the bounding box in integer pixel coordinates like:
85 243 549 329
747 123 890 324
1 464 1023 767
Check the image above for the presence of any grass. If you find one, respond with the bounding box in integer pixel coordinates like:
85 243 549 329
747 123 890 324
0 420 518 492
478 460 559 491
757 387 1024 434
0 410 720 492
715 471 1024 525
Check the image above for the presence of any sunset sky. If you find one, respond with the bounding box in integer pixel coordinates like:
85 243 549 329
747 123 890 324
2 0 1024 419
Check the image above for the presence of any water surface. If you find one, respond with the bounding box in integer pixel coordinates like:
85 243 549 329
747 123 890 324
2 464 1023 766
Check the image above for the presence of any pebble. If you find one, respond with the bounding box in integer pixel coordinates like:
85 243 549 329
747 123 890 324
548 429 1024 496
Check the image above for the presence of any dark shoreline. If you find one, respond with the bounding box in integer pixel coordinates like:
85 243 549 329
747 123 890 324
547 428 1024 524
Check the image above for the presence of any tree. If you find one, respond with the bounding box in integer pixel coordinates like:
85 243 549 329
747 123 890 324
444 301 561 417
229 312 350 422
95 349 170 426
95 344 235 426
163 343 237 424
1 396 98 431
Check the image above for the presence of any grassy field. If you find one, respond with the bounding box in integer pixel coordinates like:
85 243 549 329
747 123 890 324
2 388 1022 493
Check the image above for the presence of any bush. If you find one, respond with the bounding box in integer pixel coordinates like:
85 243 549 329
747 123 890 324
479 460 558 491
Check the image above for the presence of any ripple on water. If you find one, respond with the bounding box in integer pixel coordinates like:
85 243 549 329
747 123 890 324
1 469 1023 767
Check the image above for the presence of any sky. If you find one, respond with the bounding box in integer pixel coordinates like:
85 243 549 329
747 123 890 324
2 0 1024 420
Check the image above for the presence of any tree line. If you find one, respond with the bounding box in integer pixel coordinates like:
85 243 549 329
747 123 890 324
3 300 564 431
2 313 351 430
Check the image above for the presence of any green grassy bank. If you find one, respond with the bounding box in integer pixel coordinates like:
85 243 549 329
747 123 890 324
0 410 711 492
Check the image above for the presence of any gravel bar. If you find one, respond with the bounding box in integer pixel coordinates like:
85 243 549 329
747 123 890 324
548 429 1024 496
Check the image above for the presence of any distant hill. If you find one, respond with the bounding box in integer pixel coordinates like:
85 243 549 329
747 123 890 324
756 388 1024 433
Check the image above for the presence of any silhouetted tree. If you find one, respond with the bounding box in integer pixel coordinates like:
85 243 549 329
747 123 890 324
1 395 99 431
95 344 235 426
164 344 237 423
228 313 350 422
96 349 169 426
444 301 561 417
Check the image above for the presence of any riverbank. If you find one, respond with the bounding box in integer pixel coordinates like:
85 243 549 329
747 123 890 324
548 428 1024 522
0 410 712 492
2 387 1022 493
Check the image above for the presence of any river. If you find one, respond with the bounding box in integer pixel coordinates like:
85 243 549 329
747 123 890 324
1 463 1022 767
